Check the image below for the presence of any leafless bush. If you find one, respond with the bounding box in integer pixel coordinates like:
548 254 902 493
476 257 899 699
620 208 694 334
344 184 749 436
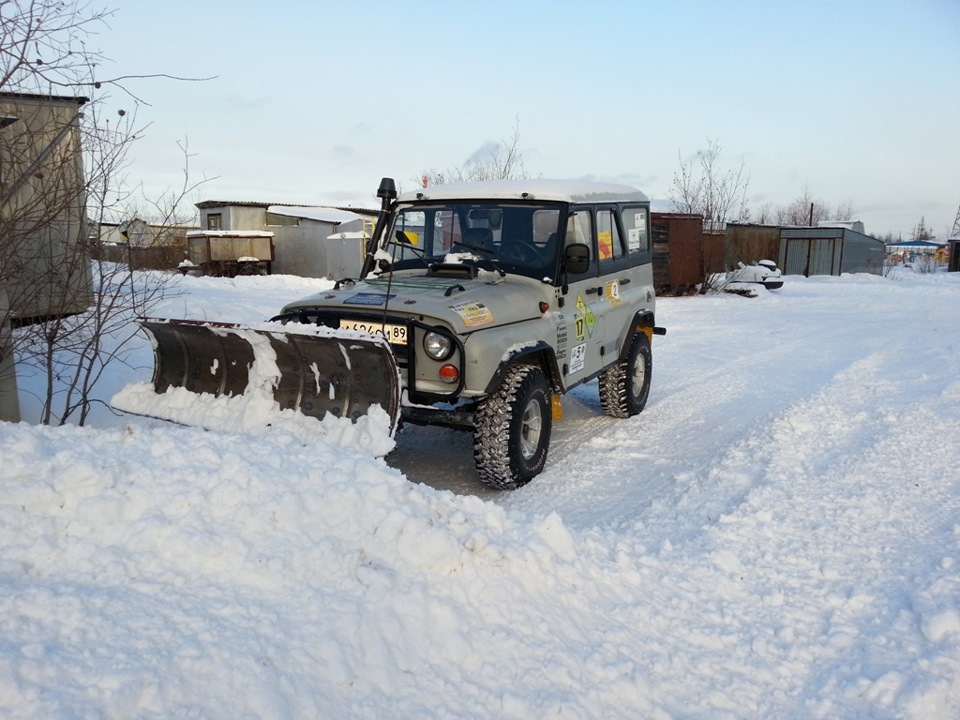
418 117 528 187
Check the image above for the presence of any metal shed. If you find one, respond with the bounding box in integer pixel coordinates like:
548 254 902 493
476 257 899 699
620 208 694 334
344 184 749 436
779 226 885 277
651 213 724 293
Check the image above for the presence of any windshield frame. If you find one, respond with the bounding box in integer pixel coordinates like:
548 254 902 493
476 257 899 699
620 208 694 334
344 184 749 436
382 199 566 281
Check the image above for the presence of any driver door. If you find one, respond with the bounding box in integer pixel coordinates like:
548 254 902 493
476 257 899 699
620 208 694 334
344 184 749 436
559 207 606 385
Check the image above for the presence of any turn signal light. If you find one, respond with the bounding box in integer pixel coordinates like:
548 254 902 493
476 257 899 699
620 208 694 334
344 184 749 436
438 364 459 384
539 301 550 313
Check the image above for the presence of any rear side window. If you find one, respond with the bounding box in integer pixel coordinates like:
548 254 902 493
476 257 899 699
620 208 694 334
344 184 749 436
597 208 625 262
621 206 649 255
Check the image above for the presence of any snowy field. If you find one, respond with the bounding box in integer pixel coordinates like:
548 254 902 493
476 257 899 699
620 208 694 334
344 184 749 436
2 267 959 718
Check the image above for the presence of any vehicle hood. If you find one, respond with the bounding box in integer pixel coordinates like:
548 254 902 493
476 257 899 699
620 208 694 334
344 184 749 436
283 272 549 334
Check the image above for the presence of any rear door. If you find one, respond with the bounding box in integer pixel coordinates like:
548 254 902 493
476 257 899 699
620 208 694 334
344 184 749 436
598 204 653 360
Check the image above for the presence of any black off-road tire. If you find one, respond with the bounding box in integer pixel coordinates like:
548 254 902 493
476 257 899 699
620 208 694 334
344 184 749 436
599 332 652 418
473 365 552 490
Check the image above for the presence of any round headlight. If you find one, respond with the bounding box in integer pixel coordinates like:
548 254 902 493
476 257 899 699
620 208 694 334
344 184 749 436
423 331 453 360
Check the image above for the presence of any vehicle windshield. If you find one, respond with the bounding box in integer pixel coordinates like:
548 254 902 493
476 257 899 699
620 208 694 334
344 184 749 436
383 201 563 280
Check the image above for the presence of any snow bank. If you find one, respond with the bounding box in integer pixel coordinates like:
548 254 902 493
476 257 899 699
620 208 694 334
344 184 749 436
2 269 959 718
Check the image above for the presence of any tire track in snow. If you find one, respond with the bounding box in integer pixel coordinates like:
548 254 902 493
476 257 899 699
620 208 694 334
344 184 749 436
568 340 960 717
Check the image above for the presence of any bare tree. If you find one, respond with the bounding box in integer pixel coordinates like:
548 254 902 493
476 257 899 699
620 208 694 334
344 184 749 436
418 117 528 187
669 139 750 293
775 187 856 226
1 0 209 425
912 216 934 241
670 138 751 228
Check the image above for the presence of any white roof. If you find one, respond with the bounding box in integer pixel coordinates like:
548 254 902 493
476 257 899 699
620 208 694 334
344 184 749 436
187 230 274 238
399 179 649 204
268 206 363 224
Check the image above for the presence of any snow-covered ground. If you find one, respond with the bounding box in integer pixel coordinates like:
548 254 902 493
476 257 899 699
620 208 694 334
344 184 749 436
2 267 959 718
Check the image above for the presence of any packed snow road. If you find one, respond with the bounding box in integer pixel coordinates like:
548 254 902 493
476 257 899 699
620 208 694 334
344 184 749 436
395 274 953 534
3 268 959 718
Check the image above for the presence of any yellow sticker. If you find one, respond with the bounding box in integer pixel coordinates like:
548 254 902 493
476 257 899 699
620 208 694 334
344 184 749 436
450 301 494 327
605 280 622 305
575 294 595 339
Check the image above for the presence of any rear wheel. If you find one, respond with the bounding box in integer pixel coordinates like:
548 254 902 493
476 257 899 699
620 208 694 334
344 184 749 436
473 365 552 490
599 332 651 418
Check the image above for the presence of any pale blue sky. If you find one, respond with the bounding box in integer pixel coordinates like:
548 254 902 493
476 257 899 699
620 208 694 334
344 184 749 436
101 0 959 239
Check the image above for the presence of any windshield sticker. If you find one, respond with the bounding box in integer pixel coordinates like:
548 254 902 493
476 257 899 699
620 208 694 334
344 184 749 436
605 280 622 305
343 292 396 306
569 343 587 373
450 301 494 327
598 230 613 260
628 228 642 251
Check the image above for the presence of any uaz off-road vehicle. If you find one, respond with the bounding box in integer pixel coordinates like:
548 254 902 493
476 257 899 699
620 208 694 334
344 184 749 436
118 177 665 489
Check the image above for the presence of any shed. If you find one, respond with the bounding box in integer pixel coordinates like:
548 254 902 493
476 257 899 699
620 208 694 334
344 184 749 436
187 231 275 276
949 237 960 272
650 213 724 293
195 200 375 279
779 226 885 277
1 91 92 422
1 92 92 323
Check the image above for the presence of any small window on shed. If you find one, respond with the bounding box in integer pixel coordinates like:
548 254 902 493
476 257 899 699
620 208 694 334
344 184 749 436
206 213 222 230
621 206 648 254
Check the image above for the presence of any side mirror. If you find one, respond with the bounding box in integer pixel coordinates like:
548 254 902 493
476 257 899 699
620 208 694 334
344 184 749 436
564 243 591 274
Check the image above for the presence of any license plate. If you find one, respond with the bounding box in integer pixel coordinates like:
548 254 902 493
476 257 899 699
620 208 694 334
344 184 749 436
340 319 407 345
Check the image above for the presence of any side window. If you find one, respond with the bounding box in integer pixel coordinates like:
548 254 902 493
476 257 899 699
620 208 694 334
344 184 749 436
621 205 649 256
566 210 593 249
597 209 625 262
564 209 597 279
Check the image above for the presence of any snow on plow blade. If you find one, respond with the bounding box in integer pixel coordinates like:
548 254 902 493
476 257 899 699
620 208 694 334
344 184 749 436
113 318 401 434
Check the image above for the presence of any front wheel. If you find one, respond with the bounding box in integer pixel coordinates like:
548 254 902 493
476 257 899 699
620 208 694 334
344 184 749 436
473 365 552 490
599 332 652 418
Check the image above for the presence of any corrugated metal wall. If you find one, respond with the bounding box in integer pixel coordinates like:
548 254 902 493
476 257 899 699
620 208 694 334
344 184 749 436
839 233 886 274
779 227 882 277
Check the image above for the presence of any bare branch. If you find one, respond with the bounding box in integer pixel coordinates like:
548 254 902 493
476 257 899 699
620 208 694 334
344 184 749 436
418 116 529 186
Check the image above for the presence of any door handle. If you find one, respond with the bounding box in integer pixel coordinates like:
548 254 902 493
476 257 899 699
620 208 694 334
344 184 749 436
585 287 598 295
619 278 631 285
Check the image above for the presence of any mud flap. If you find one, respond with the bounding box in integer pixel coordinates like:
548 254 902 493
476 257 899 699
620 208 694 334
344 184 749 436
117 318 401 432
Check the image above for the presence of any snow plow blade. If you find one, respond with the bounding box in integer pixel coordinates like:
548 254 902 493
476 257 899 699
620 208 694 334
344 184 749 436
114 318 401 432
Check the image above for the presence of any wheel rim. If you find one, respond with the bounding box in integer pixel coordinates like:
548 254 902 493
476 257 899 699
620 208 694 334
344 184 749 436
631 354 647 399
520 398 543 460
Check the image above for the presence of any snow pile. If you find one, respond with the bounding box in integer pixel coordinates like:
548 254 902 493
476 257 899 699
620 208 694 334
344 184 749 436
1 267 959 718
